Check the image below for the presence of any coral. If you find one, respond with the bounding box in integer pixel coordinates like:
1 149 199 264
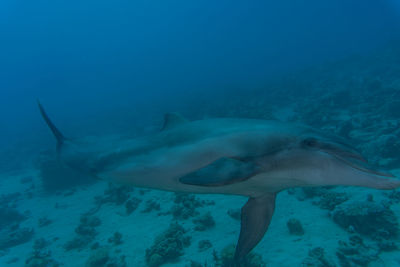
141 199 161 213
108 232 123 246
75 214 101 236
287 218 304 236
64 213 101 250
33 238 49 251
331 200 398 239
145 222 191 267
0 207 26 228
125 197 141 215
90 242 100 250
187 261 203 267
362 134 400 167
25 250 59 267
198 240 212 252
0 226 34 250
0 193 22 206
301 247 335 267
0 193 26 231
139 189 150 195
227 208 241 221
386 190 400 203
336 235 379 267
170 193 203 220
296 187 331 201
213 244 266 267
85 248 109 267
64 236 93 251
314 191 349 211
95 183 134 206
25 238 59 267
193 212 215 231
377 239 397 252
38 216 52 227
85 247 127 267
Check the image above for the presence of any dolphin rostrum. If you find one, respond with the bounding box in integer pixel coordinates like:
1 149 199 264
38 102 400 264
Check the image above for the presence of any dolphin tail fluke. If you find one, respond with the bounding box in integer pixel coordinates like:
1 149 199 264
37 100 65 151
234 193 276 265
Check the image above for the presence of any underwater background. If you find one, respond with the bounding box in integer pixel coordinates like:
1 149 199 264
1 0 400 266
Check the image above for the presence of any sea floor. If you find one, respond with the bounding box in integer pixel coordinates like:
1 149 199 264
2 43 400 266
1 167 400 266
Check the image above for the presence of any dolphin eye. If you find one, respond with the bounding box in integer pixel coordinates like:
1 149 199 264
302 137 318 147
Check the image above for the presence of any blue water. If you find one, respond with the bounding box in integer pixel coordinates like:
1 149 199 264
1 1 400 266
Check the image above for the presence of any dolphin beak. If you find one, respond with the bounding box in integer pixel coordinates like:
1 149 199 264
333 155 395 178
305 137 395 178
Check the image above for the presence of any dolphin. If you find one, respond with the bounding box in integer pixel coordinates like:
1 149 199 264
38 101 400 264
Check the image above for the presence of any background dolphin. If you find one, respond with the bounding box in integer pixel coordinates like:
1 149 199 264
38 101 400 265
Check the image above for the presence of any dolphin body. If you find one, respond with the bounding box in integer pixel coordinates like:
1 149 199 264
38 102 400 264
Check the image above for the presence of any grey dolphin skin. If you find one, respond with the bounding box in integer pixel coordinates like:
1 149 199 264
38 102 400 265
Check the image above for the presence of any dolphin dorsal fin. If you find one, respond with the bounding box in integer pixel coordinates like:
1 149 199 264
37 100 65 151
161 112 188 131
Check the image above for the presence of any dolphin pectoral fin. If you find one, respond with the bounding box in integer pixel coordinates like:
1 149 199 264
179 157 261 186
234 193 276 263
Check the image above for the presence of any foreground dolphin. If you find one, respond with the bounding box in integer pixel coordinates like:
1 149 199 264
38 102 400 264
